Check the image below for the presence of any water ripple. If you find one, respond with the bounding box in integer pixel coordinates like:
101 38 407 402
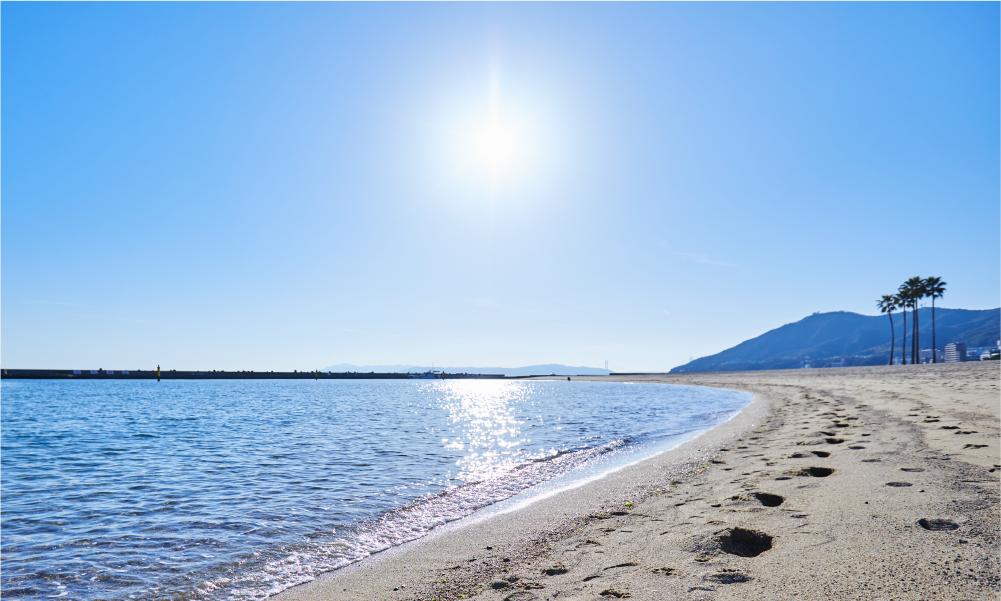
1 379 749 600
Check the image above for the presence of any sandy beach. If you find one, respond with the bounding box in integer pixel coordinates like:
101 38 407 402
277 362 1000 601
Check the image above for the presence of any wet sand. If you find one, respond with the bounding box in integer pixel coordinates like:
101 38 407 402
276 362 999 601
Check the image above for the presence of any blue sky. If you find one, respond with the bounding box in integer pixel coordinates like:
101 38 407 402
3 3 998 372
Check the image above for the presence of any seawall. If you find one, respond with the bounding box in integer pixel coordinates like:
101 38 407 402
0 369 505 380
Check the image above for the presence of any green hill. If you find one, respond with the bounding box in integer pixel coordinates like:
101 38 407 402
670 307 1000 373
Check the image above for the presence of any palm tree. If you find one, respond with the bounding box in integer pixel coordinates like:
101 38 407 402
901 277 924 364
877 295 897 365
895 290 908 365
916 276 928 362
925 277 947 363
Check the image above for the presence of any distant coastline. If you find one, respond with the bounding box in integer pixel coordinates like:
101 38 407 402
2 363 617 380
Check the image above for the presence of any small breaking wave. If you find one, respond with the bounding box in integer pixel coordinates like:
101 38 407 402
197 438 635 599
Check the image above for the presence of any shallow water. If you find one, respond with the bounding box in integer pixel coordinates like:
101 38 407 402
0 379 750 600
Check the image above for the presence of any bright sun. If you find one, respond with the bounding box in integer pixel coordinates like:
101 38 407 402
450 77 536 190
474 122 517 168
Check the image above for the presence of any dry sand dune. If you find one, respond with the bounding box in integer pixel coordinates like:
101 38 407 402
277 362 999 601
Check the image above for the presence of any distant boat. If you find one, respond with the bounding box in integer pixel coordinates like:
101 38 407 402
409 371 441 379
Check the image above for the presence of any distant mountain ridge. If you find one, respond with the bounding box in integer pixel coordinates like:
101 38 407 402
671 307 1000 373
320 364 612 377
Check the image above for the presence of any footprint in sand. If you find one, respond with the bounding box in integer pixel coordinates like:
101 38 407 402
650 567 678 576
917 518 959 531
752 492 784 507
705 569 751 584
811 451 830 458
901 468 925 473
885 482 913 487
717 527 773 557
794 467 834 477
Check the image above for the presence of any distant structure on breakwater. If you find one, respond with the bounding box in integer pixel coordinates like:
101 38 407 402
0 369 505 380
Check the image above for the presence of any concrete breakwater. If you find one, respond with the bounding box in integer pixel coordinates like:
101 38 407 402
0 369 506 380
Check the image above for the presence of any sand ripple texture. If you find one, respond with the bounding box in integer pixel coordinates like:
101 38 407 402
0 379 750 600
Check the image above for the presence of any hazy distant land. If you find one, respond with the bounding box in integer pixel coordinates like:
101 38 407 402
321 364 613 377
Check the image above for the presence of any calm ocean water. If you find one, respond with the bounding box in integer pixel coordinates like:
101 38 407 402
1 379 751 600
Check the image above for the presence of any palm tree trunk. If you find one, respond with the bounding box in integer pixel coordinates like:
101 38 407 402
914 305 920 363
931 298 937 363
902 310 908 365
909 305 914 364
888 311 895 366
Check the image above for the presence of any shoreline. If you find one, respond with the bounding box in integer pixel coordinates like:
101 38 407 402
276 378 771 601
276 362 999 601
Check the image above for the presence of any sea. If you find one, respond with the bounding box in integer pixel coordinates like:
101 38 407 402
0 379 752 600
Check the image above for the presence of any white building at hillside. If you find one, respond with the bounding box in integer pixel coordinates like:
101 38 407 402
944 342 967 363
